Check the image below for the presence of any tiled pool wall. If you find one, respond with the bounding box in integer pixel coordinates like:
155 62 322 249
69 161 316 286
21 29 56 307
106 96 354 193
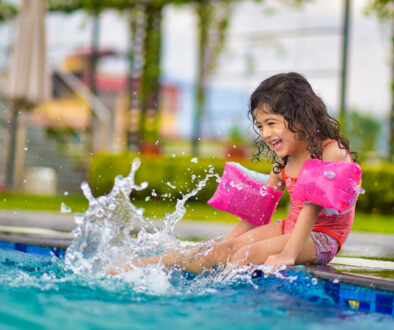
0 240 65 258
1 240 393 317
324 280 393 315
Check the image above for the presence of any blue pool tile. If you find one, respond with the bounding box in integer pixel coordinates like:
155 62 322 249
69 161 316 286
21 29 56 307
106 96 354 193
359 301 370 312
375 294 393 315
26 245 53 256
14 243 27 252
0 241 15 250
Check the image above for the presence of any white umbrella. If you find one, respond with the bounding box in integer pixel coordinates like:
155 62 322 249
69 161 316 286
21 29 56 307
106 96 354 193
6 0 49 103
5 0 50 190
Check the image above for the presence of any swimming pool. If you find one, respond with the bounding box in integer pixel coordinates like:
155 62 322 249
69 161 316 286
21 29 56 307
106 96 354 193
0 241 393 330
2 159 393 329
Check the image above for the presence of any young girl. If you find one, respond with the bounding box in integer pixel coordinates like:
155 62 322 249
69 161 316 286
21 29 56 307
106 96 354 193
117 72 358 274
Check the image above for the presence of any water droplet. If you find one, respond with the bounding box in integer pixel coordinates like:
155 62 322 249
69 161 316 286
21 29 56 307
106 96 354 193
60 202 71 213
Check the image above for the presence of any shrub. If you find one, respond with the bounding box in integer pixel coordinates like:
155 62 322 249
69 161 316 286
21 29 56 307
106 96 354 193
88 152 290 208
356 162 394 214
88 153 394 215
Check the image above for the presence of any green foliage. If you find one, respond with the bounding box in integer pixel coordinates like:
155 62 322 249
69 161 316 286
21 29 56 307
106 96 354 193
228 126 245 143
346 110 381 160
88 152 290 207
89 152 394 215
0 1 17 22
45 127 80 153
357 162 394 214
365 0 394 20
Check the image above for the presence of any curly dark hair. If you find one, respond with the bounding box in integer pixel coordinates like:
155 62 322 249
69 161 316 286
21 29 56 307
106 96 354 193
248 72 358 173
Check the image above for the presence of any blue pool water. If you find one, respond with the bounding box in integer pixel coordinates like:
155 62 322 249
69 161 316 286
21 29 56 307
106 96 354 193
0 247 392 330
2 159 392 329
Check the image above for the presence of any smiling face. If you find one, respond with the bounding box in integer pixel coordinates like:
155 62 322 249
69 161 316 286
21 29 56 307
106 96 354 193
253 107 307 159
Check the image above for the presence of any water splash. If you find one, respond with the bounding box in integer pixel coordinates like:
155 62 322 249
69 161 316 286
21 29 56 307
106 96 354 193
64 158 302 295
65 158 220 281
60 202 71 213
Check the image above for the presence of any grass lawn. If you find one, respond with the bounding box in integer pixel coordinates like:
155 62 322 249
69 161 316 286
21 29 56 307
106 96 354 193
0 192 393 234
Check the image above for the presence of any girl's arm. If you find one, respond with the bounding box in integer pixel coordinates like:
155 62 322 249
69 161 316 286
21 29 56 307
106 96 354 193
264 203 322 267
264 143 349 267
224 167 284 240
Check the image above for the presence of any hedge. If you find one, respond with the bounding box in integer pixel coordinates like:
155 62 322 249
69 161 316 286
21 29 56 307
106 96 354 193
88 152 394 215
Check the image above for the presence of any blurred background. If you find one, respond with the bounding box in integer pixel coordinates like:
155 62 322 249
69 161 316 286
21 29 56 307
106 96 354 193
0 0 392 223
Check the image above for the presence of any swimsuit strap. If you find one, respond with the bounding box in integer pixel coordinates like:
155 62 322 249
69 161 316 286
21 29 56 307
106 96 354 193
322 140 337 149
281 167 286 181
321 140 352 161
282 140 341 181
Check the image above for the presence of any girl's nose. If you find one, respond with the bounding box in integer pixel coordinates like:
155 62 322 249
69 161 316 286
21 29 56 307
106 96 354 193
260 127 272 140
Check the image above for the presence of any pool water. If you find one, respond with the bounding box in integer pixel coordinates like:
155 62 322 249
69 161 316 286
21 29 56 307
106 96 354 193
0 248 392 330
2 159 392 329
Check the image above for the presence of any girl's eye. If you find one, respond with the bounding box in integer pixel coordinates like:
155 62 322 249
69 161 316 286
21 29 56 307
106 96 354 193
268 122 275 126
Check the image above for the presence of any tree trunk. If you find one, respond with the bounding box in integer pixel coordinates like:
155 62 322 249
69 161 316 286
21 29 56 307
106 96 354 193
139 3 163 153
5 101 18 189
126 6 144 152
339 0 350 133
89 12 101 152
389 23 394 162
192 2 210 156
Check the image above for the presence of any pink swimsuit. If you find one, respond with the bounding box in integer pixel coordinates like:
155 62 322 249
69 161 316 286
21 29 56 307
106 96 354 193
279 141 355 263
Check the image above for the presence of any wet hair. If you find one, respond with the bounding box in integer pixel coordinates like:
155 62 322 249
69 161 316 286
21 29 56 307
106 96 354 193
248 72 358 173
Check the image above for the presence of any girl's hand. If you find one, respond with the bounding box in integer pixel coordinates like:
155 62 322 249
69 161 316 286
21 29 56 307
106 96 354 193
264 252 296 268
105 263 133 276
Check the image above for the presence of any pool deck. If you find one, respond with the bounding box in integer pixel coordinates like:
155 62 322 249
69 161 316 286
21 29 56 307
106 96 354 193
0 210 393 284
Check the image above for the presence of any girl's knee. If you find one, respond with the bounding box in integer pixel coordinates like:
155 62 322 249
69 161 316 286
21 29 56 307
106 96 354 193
213 239 236 261
230 246 251 266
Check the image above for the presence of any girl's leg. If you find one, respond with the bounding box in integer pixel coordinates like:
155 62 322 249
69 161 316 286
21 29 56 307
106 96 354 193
223 219 255 240
132 222 283 273
230 233 317 266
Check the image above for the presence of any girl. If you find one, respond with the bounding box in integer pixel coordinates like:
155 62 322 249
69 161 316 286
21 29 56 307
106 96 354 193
119 72 358 274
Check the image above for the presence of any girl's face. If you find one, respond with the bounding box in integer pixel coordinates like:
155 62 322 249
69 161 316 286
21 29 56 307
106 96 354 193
254 109 306 158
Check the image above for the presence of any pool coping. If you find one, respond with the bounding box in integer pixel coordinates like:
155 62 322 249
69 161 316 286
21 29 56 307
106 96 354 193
307 265 394 292
0 233 71 249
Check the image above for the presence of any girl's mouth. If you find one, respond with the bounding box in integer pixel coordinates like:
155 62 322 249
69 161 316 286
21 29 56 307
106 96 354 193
270 139 283 151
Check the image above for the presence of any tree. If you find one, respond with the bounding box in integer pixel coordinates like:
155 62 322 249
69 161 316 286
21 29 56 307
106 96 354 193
0 1 17 22
191 0 308 155
346 110 381 161
365 0 394 162
192 0 232 155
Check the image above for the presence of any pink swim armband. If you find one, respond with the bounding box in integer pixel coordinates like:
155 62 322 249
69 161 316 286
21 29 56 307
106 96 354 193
208 162 283 226
292 159 363 216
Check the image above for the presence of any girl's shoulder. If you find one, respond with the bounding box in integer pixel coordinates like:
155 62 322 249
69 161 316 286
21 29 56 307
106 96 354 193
321 139 352 162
